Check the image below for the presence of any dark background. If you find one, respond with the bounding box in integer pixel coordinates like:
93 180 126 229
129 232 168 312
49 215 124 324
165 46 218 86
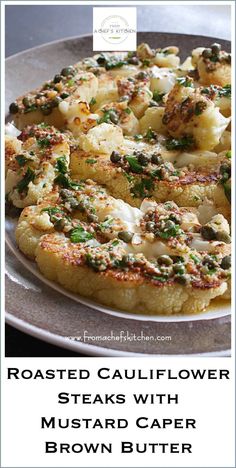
5 4 230 357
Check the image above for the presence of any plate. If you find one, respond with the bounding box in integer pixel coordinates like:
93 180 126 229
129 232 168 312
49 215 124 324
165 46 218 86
5 32 231 356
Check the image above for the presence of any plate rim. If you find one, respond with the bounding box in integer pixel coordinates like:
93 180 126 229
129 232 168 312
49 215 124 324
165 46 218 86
5 31 230 62
5 312 231 357
5 31 231 356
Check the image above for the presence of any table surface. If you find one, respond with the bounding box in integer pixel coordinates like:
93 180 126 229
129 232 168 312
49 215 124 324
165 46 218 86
5 4 231 357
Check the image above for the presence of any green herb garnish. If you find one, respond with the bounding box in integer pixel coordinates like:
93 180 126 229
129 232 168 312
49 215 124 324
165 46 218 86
54 173 81 190
85 159 97 164
152 90 165 103
70 226 94 243
125 156 143 174
89 97 97 106
37 137 51 149
176 76 193 87
131 178 154 198
15 155 29 167
16 167 35 193
100 217 114 230
55 156 67 174
165 135 195 151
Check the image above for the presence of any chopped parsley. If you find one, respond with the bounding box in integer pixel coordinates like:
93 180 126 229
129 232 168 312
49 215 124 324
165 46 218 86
89 97 96 106
165 135 195 151
54 173 81 190
134 134 143 141
85 159 97 164
124 107 132 114
67 78 75 87
15 154 29 167
37 137 51 149
152 90 165 103
157 224 182 239
97 109 119 124
125 156 143 174
70 226 94 243
55 156 67 174
131 178 154 198
194 101 207 116
190 253 201 264
100 217 114 231
145 128 158 142
218 84 231 98
16 167 35 193
176 76 193 87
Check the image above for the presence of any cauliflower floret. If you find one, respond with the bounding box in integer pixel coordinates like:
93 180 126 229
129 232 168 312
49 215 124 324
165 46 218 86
5 125 70 208
59 100 98 136
97 101 139 136
163 79 230 150
70 71 98 103
191 45 231 86
153 50 180 68
93 72 119 110
150 66 176 95
79 122 124 155
139 107 167 135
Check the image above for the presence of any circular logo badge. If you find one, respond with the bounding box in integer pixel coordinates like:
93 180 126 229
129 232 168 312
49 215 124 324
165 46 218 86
101 15 129 45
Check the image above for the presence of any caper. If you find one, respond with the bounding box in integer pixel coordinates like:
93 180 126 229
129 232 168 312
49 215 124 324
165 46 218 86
137 152 149 166
54 74 62 83
87 213 99 223
220 163 231 180
9 102 19 114
200 225 217 240
173 264 185 275
169 213 181 224
220 255 231 270
54 218 66 231
211 43 221 55
127 56 139 65
151 153 163 165
175 275 188 285
109 111 119 124
202 256 217 269
60 92 70 100
164 220 176 230
118 230 134 243
40 104 52 115
122 254 135 264
171 256 184 263
50 96 62 108
61 66 75 77
97 55 106 65
77 201 87 212
158 255 173 266
22 96 31 107
60 189 73 199
216 230 231 244
202 48 212 59
68 197 79 209
110 151 121 163
136 71 148 80
119 95 130 102
220 163 230 174
146 221 155 232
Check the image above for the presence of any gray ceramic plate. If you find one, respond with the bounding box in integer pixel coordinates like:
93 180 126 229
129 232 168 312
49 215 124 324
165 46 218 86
5 32 231 356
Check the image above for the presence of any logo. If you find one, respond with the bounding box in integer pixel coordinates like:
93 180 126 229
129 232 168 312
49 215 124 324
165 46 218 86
93 7 137 51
